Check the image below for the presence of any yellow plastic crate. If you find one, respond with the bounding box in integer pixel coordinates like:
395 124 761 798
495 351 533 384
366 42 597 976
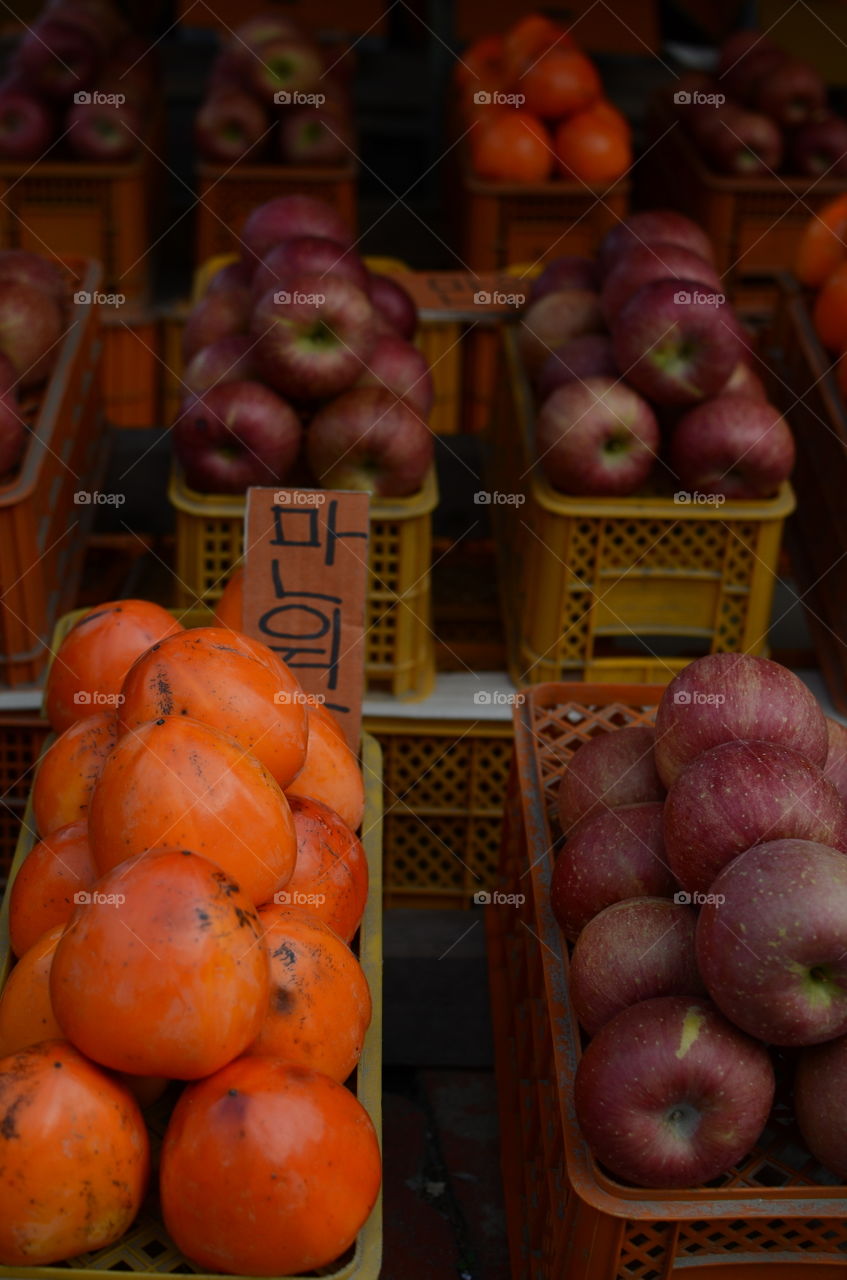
491 326 795 687
168 466 437 701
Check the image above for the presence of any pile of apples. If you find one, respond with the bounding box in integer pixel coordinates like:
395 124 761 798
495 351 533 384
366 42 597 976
0 0 154 163
667 31 847 177
456 12 632 186
551 650 847 1189
0 599 380 1272
521 208 795 499
195 11 352 167
174 193 434 499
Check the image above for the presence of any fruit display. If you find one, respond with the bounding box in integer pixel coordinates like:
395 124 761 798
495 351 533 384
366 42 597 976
522 209 795 498
173 194 434 499
0 602 380 1272
194 13 352 166
664 31 842 177
545 650 847 1188
0 0 154 162
456 13 632 185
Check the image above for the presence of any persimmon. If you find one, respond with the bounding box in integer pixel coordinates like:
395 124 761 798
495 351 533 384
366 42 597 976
118 626 308 790
214 566 243 629
555 104 632 183
590 98 633 142
0 1040 149 1267
471 109 554 183
287 701 365 831
50 847 270 1079
795 192 847 286
813 260 847 350
32 711 118 836
88 715 297 905
502 13 568 83
454 33 504 90
284 795 369 941
45 599 182 733
9 821 97 957
521 48 601 120
249 905 371 1082
0 924 63 1056
160 1057 381 1276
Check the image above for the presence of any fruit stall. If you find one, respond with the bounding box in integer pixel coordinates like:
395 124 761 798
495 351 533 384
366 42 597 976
4 2 847 1277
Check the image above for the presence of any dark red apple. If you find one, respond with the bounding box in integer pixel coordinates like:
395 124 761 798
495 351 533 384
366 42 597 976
306 386 433 498
241 195 354 266
789 114 847 178
795 1034 847 1175
519 289 603 376
182 291 250 364
194 90 268 164
251 275 376 401
699 103 783 175
718 34 787 105
367 272 417 341
0 389 25 476
536 333 617 401
206 260 253 297
251 237 368 300
278 107 350 165
825 718 847 806
655 653 828 787
0 250 66 302
66 98 140 161
209 48 246 94
558 725 665 832
697 839 847 1045
717 30 777 80
536 375 659 497
0 352 17 394
229 13 303 61
550 802 675 940
17 18 101 100
574 996 774 1187
664 739 847 894
601 242 722 322
598 211 716 278
570 898 705 1036
723 359 767 399
754 57 826 128
529 255 598 302
45 0 127 53
182 335 257 398
355 334 434 420
174 380 301 495
670 393 795 498
0 283 63 390
244 37 323 106
612 279 742 406
0 84 54 160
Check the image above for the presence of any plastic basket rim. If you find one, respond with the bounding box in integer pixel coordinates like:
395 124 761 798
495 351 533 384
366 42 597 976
197 158 357 180
511 680 847 1219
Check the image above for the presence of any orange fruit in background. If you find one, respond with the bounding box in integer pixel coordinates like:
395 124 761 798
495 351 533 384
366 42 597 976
118 626 308 790
795 192 847 287
471 109 554 183
0 1040 149 1267
249 905 371 1082
214 568 243 629
160 1057 381 1276
288 701 366 832
555 104 632 183
590 97 632 141
32 711 118 837
813 260 847 351
285 795 369 942
521 48 601 120
502 12 569 83
50 847 270 1079
9 821 97 957
454 32 504 89
45 599 182 733
0 923 63 1056
88 715 297 906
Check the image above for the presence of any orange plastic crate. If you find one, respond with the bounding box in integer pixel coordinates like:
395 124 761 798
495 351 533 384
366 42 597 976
490 681 847 1279
101 304 160 429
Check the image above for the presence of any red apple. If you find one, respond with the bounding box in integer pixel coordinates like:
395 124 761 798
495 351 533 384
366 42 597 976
174 380 301 495
182 291 250 363
754 57 826 128
229 13 303 61
697 839 847 1045
654 653 828 787
612 279 742 406
251 275 376 401
723 359 767 400
251 237 368 300
209 48 246 94
718 34 787 105
46 0 127 53
182 335 257 398
574 996 774 1187
601 242 722 322
0 84 54 160
825 718 847 806
558 725 664 832
529 255 599 302
789 114 847 178
0 283 63 390
241 195 354 266
519 289 603 376
698 104 783 175
206 260 253 297
550 802 675 940
306 386 433 498
66 98 140 161
367 273 417 341
536 375 659 497
570 898 705 1036
0 352 17 394
355 334 433 419
664 739 847 895
17 18 101 100
598 211 716 278
536 333 617 401
278 107 350 165
194 90 268 164
670 393 795 499
0 389 25 476
717 30 777 80
244 37 323 106
0 250 66 302
795 1034 847 1176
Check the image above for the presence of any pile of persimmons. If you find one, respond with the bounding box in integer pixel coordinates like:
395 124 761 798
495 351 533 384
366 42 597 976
456 12 632 186
795 192 847 403
0 594 380 1275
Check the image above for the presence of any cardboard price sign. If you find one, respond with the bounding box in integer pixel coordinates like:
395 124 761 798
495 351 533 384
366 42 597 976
391 271 532 319
243 489 370 751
